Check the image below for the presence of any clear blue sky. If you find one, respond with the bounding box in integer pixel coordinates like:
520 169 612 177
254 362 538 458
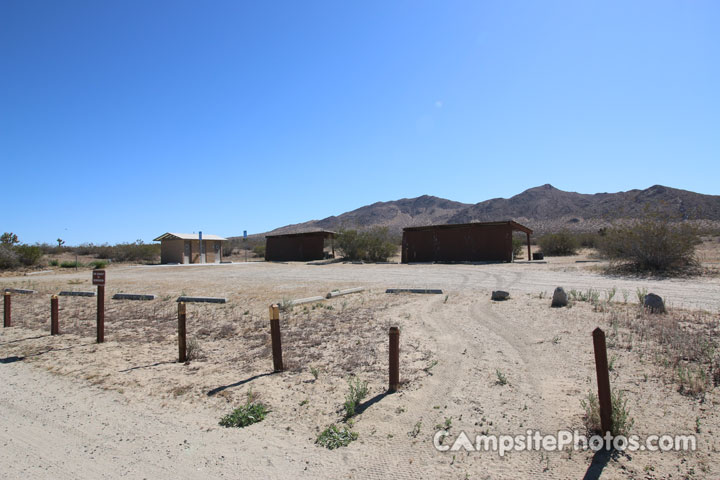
2 1 718 245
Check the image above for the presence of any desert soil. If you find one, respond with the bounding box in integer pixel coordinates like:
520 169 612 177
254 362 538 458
1 256 719 479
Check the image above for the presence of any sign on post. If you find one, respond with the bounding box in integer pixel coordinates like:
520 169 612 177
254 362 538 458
92 270 106 286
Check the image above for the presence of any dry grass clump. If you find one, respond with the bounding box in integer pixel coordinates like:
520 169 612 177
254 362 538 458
605 305 719 397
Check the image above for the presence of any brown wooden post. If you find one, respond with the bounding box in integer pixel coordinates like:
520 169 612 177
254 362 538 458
526 232 532 261
592 327 613 435
96 285 104 343
51 295 59 335
269 304 283 372
178 302 187 363
3 291 10 328
389 326 400 392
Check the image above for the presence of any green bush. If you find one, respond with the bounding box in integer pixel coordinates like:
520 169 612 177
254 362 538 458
344 377 368 419
89 260 108 269
336 227 397 262
581 389 634 437
316 424 358 449
597 217 699 272
15 244 44 266
219 402 269 428
60 260 81 268
538 231 579 256
49 259 59 267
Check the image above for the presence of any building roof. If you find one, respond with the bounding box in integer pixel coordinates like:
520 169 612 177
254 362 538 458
265 230 336 239
402 221 533 235
153 232 228 241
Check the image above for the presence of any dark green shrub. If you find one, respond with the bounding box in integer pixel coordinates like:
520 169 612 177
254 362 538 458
219 392 269 428
597 218 699 272
89 260 108 269
14 244 43 266
336 227 397 262
49 259 59 267
538 231 579 256
60 260 81 268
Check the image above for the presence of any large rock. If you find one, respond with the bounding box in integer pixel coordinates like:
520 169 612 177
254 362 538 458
551 287 568 307
491 290 510 301
644 293 666 314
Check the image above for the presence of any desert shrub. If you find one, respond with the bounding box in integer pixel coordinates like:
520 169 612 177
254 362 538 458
252 244 266 258
316 424 358 449
538 231 579 256
0 245 20 269
15 244 44 266
49 259 59 266
186 338 203 361
336 227 397 262
344 377 368 419
89 260 108 269
512 235 525 259
581 389 634 436
111 241 160 263
576 232 602 249
597 217 699 273
60 260 80 268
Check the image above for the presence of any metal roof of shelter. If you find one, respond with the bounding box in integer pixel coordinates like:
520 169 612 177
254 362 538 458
402 221 533 235
153 233 228 241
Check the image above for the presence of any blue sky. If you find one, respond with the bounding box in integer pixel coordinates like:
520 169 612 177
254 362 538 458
2 1 718 244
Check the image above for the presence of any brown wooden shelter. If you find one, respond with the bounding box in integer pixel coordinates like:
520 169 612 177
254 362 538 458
401 221 533 263
265 231 335 262
153 232 228 264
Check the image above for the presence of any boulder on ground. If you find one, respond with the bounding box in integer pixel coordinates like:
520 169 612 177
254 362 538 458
491 290 510 301
644 293 666 314
551 287 568 307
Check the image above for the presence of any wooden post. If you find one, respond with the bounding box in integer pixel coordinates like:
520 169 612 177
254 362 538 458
526 232 532 261
3 291 10 327
269 304 283 372
389 326 400 392
178 302 187 362
96 285 104 343
592 327 613 435
51 295 59 335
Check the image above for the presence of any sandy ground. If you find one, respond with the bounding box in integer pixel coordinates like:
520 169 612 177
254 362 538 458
1 257 719 479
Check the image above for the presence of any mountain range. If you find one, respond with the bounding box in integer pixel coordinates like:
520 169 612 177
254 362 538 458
247 184 720 238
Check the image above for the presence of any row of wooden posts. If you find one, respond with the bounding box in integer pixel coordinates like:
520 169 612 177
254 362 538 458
3 291 613 428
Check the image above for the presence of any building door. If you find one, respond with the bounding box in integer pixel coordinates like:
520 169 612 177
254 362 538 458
184 241 191 264
214 241 221 263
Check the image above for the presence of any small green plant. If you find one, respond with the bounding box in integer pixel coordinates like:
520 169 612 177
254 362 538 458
495 369 508 386
676 365 708 397
89 260 107 269
605 287 617 303
316 424 358 449
343 377 368 419
444 295 449 304
608 355 618 371
310 367 319 380
49 259 59 266
299 399 309 406
219 391 269 428
580 389 634 436
636 287 648 305
60 260 81 268
552 335 561 345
